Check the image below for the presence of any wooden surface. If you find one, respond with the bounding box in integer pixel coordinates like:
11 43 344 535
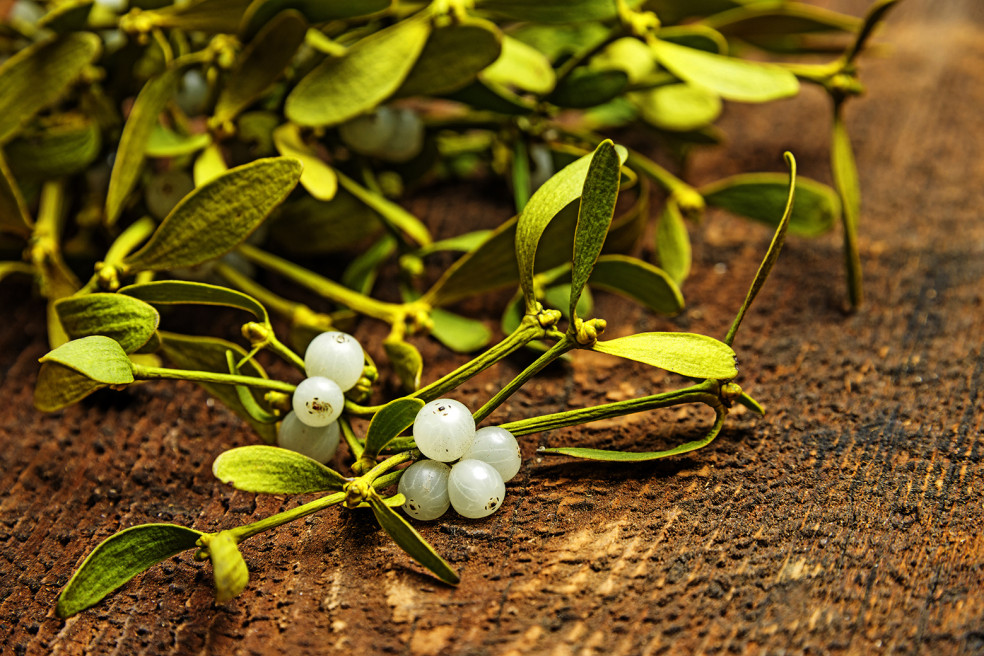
2 1 983 654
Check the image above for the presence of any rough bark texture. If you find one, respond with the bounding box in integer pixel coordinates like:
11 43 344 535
2 1 983 654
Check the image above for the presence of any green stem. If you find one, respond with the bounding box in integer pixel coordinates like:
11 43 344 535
229 492 346 542
472 335 575 424
132 364 297 394
237 243 407 324
340 417 364 460
412 317 545 402
501 381 720 436
215 261 306 323
362 450 414 484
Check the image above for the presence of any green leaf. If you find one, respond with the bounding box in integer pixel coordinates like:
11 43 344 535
656 201 691 285
592 332 738 379
704 3 859 40
54 294 160 353
273 123 337 201
384 338 423 392
444 79 536 115
40 335 135 384
213 11 308 124
225 351 278 423
269 188 382 255
569 140 620 320
0 151 32 236
418 230 492 256
122 157 302 273
121 280 268 322
635 83 722 132
205 532 249 603
106 68 180 225
845 0 901 64
475 0 621 23
737 391 765 415
547 69 628 109
516 142 627 313
482 35 555 95
343 234 396 294
194 143 228 187
397 18 502 97
364 397 425 458
701 172 838 238
158 332 276 442
145 124 212 158
832 108 862 307
213 445 347 493
240 0 390 39
56 523 204 618
335 171 431 247
588 255 683 315
34 362 107 411
725 153 797 346
5 114 102 180
0 32 101 145
649 38 799 102
147 0 251 34
285 14 430 127
37 0 95 34
429 309 493 353
368 492 459 585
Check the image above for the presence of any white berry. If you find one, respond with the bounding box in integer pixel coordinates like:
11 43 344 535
277 411 340 464
412 398 475 462
398 460 451 521
292 376 344 427
304 331 364 391
462 426 521 482
448 459 505 519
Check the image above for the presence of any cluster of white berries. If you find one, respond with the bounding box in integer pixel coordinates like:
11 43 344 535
277 331 365 463
399 399 521 520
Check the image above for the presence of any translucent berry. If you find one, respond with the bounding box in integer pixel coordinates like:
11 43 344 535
462 426 521 482
412 398 475 462
277 411 340 464
398 460 451 521
448 459 505 519
338 106 396 156
304 331 364 391
292 376 344 427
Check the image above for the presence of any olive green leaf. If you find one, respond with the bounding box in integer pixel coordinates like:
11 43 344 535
384 338 423 392
240 0 390 39
725 152 797 346
270 188 382 255
516 141 627 314
106 68 180 225
445 79 536 115
5 114 102 180
738 391 765 415
397 18 502 97
273 123 337 201
588 255 683 315
635 83 722 132
592 333 738 379
225 351 278 424
703 3 858 51
482 35 555 95
121 280 268 322
569 140 621 321
418 230 492 256
430 309 493 353
54 294 160 353
194 143 228 187
203 532 249 603
56 523 204 618
285 14 430 127
335 171 431 247
548 69 628 109
658 25 728 54
342 234 396 294
0 32 101 145
34 362 107 411
158 332 276 442
40 335 135 385
845 0 901 64
145 125 212 158
656 201 692 285
213 445 348 493
832 108 862 307
701 172 838 238
213 11 307 125
37 0 95 33
364 397 425 459
146 0 251 34
475 0 620 23
122 157 302 273
592 37 658 85
512 139 531 212
538 406 727 461
649 39 799 102
368 492 459 585
0 151 32 236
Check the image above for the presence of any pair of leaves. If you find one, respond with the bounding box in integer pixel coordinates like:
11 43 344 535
34 336 135 411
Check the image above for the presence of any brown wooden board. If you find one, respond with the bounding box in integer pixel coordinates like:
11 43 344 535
2 1 983 654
